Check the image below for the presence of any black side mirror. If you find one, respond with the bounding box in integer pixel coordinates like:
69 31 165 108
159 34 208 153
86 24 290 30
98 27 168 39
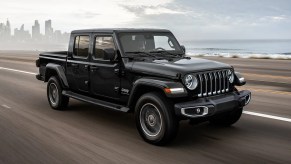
181 45 186 54
234 72 246 86
103 48 116 62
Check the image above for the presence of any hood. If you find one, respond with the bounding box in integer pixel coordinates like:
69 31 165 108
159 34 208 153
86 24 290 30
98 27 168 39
127 57 232 79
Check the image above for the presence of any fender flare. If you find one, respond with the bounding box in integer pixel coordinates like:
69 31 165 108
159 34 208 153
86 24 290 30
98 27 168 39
127 77 187 108
44 63 69 88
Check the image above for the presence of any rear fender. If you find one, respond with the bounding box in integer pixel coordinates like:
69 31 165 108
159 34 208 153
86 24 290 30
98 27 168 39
44 63 69 88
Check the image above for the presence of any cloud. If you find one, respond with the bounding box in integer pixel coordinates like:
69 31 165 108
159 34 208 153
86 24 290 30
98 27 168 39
1 0 291 39
120 0 191 17
145 7 186 15
259 15 288 23
270 16 287 21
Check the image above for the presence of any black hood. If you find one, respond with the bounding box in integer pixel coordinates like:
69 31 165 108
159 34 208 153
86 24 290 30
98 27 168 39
126 57 232 79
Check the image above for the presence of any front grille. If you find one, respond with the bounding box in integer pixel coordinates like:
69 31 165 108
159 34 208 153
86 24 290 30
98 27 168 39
196 70 232 97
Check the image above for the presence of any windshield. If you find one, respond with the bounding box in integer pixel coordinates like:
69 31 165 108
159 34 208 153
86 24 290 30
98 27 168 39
118 32 183 55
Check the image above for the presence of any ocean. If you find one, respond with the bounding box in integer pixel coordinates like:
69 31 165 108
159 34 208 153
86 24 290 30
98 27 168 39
181 39 291 59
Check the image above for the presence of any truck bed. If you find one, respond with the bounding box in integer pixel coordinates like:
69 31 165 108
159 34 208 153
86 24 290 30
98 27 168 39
40 51 68 58
39 51 68 62
38 51 68 79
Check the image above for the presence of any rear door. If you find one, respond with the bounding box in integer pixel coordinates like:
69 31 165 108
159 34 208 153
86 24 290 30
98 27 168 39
89 34 120 100
66 34 91 93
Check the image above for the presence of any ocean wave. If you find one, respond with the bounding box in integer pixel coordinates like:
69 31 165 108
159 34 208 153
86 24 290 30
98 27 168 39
186 52 291 60
187 48 244 51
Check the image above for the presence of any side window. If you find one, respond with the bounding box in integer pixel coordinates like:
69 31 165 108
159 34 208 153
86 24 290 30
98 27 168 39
73 35 89 58
94 36 115 60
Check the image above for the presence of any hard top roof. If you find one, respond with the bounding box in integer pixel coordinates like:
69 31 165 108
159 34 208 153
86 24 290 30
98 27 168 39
71 28 171 34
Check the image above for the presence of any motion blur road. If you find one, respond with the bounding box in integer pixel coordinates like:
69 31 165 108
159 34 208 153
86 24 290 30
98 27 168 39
0 51 291 163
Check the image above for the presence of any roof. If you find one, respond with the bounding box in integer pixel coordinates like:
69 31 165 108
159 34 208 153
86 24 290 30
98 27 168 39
71 28 171 34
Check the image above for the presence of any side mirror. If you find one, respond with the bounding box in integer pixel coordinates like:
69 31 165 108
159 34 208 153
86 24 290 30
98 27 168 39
234 72 246 86
103 48 116 62
181 45 186 54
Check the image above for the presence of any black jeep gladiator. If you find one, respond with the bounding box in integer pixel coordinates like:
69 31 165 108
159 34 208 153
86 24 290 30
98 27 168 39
36 28 251 145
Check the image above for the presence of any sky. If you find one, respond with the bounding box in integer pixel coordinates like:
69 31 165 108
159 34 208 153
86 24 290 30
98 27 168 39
1 0 291 40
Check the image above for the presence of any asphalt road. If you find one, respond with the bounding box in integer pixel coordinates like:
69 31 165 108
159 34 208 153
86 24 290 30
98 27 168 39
0 51 291 163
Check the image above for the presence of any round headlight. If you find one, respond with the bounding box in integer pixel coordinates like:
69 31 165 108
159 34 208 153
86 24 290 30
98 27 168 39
184 74 198 90
227 70 234 83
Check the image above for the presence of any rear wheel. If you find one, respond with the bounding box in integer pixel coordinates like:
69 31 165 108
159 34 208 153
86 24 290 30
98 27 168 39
47 76 69 110
209 107 243 126
135 92 179 145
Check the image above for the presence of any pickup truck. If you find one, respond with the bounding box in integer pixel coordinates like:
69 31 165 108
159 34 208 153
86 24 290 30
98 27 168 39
36 28 251 145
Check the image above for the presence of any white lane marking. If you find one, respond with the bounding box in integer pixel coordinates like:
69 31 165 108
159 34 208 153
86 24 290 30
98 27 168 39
243 111 291 123
0 66 36 75
1 104 11 109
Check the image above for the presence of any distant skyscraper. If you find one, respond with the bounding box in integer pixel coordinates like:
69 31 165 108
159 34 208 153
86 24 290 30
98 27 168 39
0 23 4 41
0 19 12 40
14 24 31 41
20 24 24 31
32 20 41 40
5 19 11 37
6 19 11 36
45 20 53 40
0 23 4 36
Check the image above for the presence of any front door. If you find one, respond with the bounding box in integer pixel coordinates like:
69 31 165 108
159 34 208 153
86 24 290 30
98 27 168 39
90 34 120 100
66 35 90 93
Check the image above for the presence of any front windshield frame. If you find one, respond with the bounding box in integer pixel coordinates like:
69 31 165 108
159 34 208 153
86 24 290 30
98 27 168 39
117 32 184 57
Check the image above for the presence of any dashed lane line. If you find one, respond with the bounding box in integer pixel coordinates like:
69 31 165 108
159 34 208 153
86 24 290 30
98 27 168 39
238 87 291 96
0 66 36 75
244 73 291 80
1 104 11 109
243 111 291 123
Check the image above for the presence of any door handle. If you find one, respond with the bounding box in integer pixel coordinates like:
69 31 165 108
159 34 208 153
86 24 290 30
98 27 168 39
84 65 89 70
90 66 99 72
71 63 79 67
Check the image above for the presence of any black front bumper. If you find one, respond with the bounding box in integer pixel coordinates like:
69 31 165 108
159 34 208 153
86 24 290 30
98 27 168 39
174 90 251 118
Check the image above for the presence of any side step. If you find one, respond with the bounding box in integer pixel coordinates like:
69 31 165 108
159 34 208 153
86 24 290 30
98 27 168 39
62 91 130 112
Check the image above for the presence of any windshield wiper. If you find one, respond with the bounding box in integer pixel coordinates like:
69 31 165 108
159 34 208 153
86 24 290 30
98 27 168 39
150 50 191 59
150 50 186 58
124 51 157 58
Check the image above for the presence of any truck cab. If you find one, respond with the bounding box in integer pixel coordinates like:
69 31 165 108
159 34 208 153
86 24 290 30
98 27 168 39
36 28 251 145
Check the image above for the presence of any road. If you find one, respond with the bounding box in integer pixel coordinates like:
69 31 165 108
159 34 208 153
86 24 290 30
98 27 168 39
0 51 291 163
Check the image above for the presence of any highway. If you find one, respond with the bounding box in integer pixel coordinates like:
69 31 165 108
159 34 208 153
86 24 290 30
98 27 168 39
0 51 291 163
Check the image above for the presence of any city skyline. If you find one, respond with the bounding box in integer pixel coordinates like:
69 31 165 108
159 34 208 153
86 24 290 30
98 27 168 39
0 19 69 43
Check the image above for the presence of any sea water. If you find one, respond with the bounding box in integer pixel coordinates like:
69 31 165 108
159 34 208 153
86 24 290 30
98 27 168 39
181 39 291 59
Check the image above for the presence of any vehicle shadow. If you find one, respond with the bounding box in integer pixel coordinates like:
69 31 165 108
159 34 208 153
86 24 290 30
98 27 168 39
64 99 244 147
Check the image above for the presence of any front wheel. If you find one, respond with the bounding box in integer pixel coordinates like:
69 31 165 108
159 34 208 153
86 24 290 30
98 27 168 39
135 92 179 145
47 76 69 110
209 107 243 126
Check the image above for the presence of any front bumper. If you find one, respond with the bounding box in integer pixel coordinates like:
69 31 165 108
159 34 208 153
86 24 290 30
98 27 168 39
174 90 251 118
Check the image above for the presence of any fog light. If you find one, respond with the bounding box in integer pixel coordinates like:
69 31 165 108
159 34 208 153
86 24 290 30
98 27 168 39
196 108 201 113
181 106 209 118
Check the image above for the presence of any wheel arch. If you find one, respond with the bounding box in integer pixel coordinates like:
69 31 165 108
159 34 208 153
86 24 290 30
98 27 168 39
127 78 187 112
44 63 69 88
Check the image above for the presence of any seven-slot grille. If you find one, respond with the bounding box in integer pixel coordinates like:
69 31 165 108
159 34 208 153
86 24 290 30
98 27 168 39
196 69 232 97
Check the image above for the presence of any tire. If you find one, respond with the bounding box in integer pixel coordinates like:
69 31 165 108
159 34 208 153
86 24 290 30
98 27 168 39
209 107 243 126
47 76 69 110
135 92 179 145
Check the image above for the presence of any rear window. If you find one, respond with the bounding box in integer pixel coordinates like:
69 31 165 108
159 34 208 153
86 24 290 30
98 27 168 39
73 36 89 58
